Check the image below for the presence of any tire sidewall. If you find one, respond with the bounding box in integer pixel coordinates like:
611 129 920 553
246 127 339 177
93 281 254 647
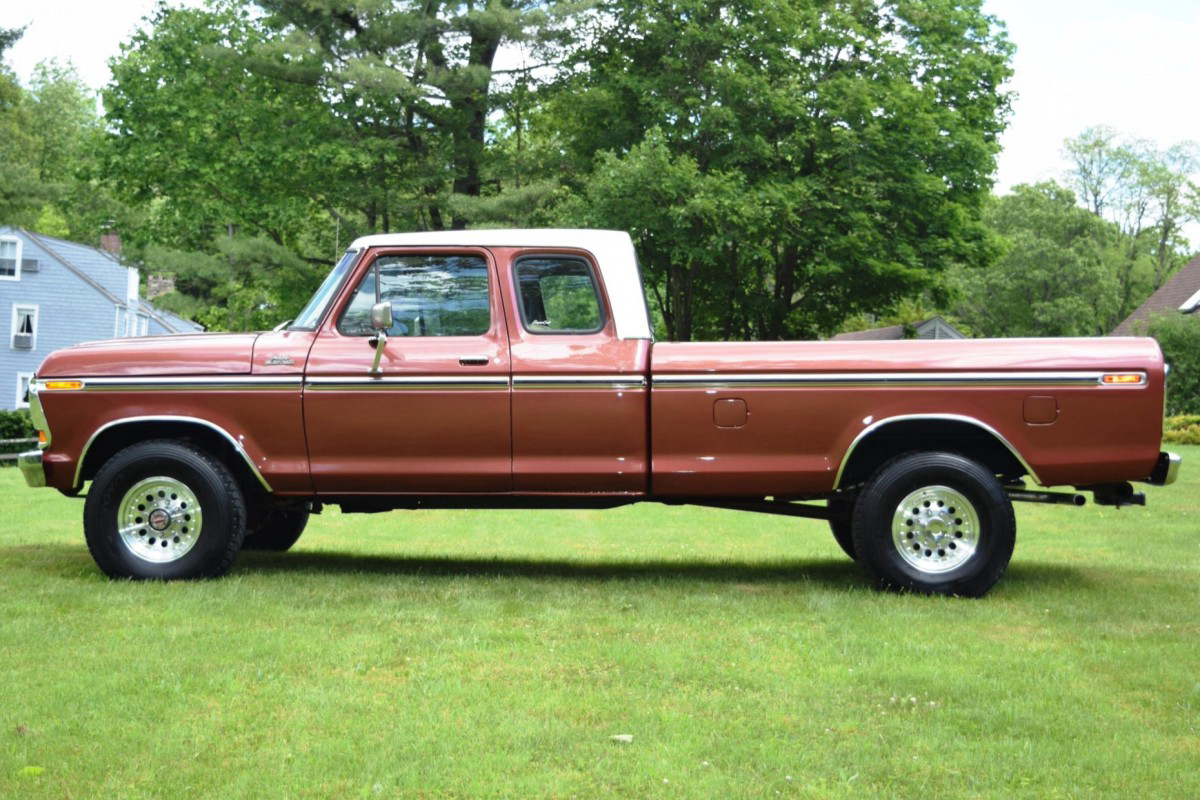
84 442 245 580
851 452 1015 596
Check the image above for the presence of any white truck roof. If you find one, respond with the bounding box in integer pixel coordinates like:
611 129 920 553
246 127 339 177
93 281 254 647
348 229 652 340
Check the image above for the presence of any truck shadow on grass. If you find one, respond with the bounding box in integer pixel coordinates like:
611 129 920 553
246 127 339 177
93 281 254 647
4 543 1083 591
239 550 863 586
235 549 1083 591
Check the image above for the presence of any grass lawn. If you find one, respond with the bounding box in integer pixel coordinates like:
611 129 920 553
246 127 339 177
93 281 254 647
2 446 1198 799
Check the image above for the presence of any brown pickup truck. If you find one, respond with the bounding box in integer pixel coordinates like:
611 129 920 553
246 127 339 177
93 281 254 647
19 230 1180 596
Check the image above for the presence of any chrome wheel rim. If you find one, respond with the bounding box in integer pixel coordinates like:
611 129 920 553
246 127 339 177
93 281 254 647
117 477 203 563
891 485 979 574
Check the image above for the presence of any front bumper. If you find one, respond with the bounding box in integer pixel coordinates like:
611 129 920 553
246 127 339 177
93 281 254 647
1146 451 1182 486
18 449 45 488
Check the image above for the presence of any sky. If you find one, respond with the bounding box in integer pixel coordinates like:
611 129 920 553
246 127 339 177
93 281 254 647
3 0 1199 203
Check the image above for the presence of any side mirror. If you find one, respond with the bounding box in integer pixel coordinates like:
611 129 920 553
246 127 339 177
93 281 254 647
368 302 392 375
370 301 393 332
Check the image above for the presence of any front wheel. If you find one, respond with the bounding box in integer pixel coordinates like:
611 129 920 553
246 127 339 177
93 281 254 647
851 452 1015 597
83 440 246 580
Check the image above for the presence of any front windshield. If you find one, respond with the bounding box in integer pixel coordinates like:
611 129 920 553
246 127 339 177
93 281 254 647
290 249 360 330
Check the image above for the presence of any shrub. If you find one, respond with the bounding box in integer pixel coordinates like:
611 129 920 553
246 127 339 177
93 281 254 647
1163 415 1200 445
0 409 36 459
1147 313 1200 415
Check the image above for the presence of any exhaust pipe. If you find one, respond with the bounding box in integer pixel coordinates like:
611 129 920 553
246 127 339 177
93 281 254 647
1006 489 1087 506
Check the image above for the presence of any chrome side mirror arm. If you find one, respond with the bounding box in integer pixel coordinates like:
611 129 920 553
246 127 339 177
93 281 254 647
368 301 393 375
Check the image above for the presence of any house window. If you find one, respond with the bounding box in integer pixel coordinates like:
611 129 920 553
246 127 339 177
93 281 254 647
11 305 37 350
0 238 20 280
15 372 33 410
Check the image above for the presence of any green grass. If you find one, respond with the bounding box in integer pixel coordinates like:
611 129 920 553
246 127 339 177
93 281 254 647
2 448 1198 799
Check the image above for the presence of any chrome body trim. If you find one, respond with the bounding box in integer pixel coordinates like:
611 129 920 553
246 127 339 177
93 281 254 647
18 450 45 488
513 375 647 390
305 376 509 391
653 371 1132 388
834 413 1043 488
27 380 50 448
77 376 303 391
74 416 272 493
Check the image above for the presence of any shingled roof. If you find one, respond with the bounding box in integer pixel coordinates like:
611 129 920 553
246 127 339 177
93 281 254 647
1112 253 1200 335
830 315 966 341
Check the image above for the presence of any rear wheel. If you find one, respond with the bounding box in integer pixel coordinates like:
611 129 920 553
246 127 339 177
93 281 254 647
851 452 1015 597
243 503 311 552
83 440 246 580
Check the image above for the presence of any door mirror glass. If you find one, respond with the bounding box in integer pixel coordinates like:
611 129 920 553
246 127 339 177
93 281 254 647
370 301 393 331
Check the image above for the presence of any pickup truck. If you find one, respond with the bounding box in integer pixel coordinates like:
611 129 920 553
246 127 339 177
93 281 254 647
18 229 1181 596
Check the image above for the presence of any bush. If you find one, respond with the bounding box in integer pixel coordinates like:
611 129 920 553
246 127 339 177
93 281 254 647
1163 415 1200 445
0 409 36 459
1147 313 1200 415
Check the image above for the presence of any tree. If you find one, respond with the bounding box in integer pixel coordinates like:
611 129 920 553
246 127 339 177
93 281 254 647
1063 127 1199 317
559 130 751 339
550 0 1014 340
1146 313 1200 416
952 182 1123 337
248 0 579 230
102 0 1014 338
0 40 125 240
104 1 581 246
0 27 45 226
104 5 341 255
146 236 324 331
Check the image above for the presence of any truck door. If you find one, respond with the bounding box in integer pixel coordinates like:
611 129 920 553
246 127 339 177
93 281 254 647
494 247 650 494
303 247 512 493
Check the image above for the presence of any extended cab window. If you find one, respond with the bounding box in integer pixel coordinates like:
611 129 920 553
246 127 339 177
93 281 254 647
339 255 490 337
514 257 604 334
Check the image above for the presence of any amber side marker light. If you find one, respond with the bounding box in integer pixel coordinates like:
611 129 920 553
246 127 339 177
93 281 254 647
43 380 83 390
1101 373 1145 385
38 431 47 444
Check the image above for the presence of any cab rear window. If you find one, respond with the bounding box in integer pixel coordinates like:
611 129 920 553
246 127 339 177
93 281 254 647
514 257 605 334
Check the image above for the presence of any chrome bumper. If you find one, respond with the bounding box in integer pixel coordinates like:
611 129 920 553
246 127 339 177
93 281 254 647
1146 451 1182 486
18 449 45 488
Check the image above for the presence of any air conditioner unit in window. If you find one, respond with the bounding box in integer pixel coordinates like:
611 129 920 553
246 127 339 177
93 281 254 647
13 333 32 349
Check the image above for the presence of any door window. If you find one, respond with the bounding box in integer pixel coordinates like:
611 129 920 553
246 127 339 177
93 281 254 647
338 255 491 337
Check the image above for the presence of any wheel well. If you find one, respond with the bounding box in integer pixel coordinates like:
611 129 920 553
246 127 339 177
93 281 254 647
78 420 263 496
836 418 1028 489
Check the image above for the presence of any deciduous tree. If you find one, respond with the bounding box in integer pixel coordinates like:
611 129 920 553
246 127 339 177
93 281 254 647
952 182 1123 337
551 0 1014 340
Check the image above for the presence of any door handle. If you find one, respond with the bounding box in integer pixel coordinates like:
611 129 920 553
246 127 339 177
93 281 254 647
459 356 489 366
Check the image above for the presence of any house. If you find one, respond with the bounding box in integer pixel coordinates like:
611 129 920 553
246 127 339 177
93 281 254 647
830 315 967 341
0 227 203 411
1111 253 1200 335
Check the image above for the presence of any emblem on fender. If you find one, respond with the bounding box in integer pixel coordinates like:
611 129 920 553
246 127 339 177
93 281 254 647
265 355 295 366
